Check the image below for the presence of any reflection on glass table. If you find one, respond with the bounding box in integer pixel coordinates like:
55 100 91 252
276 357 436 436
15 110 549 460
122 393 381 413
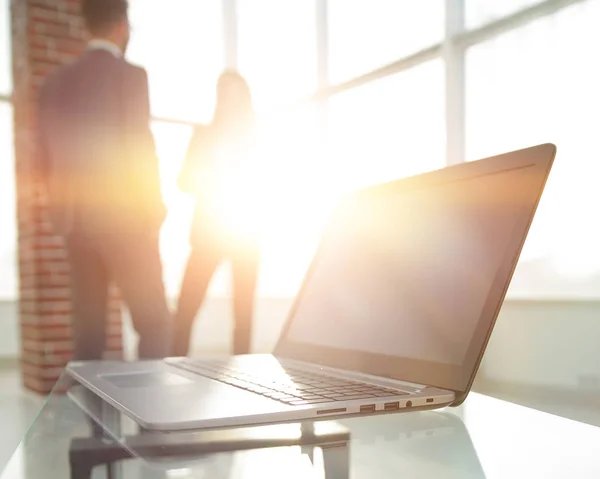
7 374 349 479
5 371 600 478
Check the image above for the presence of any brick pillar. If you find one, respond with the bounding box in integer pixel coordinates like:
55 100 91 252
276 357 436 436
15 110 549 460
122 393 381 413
11 0 124 394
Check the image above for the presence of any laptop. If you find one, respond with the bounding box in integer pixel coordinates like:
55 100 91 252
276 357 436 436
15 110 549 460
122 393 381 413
67 143 556 431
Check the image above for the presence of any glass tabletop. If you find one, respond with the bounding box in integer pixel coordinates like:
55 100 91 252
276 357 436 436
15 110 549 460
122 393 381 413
3 370 600 478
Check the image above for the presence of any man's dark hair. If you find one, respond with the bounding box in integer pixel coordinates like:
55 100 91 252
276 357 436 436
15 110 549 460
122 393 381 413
81 0 128 36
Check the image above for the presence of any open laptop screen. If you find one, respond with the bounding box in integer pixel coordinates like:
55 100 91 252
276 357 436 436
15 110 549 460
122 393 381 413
276 146 554 393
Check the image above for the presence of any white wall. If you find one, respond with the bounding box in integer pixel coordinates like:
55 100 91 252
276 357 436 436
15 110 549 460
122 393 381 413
478 300 600 390
0 301 19 358
4 298 600 393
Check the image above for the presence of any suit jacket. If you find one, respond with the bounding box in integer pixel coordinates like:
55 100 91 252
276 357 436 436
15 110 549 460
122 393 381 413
36 49 165 237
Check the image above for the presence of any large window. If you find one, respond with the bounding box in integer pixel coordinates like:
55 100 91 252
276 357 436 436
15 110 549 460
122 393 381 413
225 0 320 296
466 0 600 298
254 103 324 297
327 0 444 84
127 0 223 296
237 0 318 112
0 0 10 95
327 60 446 193
127 0 223 123
0 0 14 300
3 0 593 303
0 102 16 299
466 0 546 28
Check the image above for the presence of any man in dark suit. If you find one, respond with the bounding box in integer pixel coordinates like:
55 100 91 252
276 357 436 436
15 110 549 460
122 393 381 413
36 0 171 359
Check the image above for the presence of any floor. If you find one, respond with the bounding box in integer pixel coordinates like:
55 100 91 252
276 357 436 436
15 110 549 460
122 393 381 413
1 363 600 477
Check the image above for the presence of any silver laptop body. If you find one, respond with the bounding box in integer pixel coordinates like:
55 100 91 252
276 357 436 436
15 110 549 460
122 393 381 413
67 144 556 431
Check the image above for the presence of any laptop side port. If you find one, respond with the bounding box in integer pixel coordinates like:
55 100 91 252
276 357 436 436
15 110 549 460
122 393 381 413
316 407 347 415
360 404 376 413
384 401 400 411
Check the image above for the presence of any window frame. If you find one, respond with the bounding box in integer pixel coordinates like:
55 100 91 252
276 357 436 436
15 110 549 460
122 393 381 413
3 0 586 300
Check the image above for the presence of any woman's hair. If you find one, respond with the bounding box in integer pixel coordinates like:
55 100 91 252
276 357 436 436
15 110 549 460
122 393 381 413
213 70 255 131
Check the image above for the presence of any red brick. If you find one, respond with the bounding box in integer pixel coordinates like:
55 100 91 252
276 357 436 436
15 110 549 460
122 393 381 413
39 313 71 325
20 300 38 314
38 259 70 274
34 235 63 249
20 313 41 325
18 260 36 276
39 272 70 287
29 35 83 56
39 287 69 299
24 325 70 341
39 248 67 261
22 362 65 380
108 316 122 327
104 350 124 360
14 0 123 395
22 350 72 366
39 300 70 314
24 339 73 354
20 325 41 340
23 375 57 394
19 275 37 289
29 5 80 27
31 62 60 79
29 22 72 39
29 0 80 12
107 336 123 351
107 323 122 336
19 288 38 301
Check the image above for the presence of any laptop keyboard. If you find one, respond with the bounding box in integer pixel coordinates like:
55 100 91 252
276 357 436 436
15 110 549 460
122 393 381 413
168 358 410 406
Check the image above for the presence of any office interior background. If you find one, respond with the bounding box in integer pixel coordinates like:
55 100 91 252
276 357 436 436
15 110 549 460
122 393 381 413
1 0 600 404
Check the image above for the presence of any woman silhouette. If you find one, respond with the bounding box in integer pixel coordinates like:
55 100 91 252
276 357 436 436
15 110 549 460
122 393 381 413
173 71 260 357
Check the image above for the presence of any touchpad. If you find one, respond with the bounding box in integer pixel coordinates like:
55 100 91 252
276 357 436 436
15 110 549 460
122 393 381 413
100 371 193 388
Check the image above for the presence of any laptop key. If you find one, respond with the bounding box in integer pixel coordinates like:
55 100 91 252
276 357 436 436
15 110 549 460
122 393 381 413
278 395 300 402
304 398 334 404
280 387 299 394
305 386 330 392
288 399 331 406
298 394 327 400
383 389 410 396
337 394 376 400
265 392 289 398
383 389 409 395
249 386 272 394
293 384 315 390
326 394 356 400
